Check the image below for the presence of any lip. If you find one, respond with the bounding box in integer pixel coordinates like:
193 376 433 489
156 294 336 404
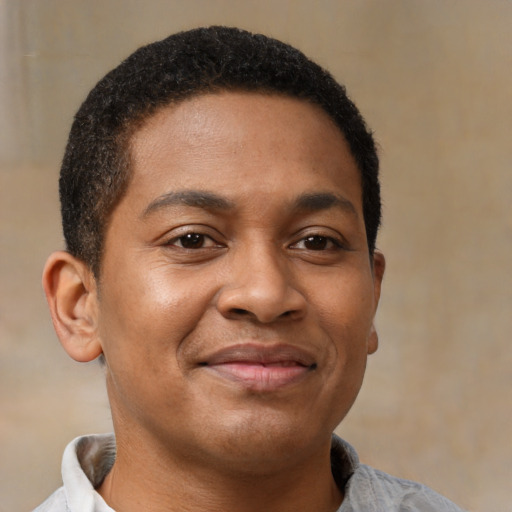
199 343 317 392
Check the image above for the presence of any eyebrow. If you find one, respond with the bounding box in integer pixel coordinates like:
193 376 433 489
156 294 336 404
141 190 235 218
292 192 358 217
141 189 357 219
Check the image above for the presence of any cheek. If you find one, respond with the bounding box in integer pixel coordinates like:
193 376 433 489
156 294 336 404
310 268 375 388
97 259 216 367
312 267 376 335
96 266 215 423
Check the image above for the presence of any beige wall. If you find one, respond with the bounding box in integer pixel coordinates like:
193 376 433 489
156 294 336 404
1 1 510 510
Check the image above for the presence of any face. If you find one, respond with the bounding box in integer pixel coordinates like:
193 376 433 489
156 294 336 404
95 92 384 472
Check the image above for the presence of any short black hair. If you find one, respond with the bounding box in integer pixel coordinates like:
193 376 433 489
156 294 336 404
60 26 381 276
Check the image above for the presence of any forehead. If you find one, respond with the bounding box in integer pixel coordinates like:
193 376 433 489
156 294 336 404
134 91 353 175
123 92 361 216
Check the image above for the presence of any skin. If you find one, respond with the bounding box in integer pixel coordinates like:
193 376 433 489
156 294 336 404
43 91 385 512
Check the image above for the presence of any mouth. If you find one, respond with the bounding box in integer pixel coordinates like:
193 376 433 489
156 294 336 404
199 344 317 392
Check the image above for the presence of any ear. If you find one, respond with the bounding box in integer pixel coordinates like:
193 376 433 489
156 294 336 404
367 324 379 355
42 251 103 362
368 250 385 355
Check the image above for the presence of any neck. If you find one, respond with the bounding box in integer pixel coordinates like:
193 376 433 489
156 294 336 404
98 431 343 512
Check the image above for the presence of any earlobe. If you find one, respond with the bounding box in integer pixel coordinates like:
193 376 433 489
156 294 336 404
368 250 385 355
42 251 103 362
367 324 379 354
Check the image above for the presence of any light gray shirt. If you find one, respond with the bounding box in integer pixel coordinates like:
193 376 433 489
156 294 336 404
33 433 466 511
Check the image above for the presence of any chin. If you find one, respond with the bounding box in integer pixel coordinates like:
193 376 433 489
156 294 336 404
200 412 333 476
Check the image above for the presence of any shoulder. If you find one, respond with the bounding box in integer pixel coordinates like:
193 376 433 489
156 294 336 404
32 434 116 512
345 463 467 512
32 487 68 512
330 436 465 512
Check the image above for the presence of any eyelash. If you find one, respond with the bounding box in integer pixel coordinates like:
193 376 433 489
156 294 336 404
165 232 222 250
290 234 344 251
164 231 346 252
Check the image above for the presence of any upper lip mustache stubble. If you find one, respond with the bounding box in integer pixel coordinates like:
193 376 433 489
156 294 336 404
199 343 317 369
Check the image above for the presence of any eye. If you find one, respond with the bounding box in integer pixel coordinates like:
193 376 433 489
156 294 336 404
292 235 342 251
167 232 219 249
302 235 334 251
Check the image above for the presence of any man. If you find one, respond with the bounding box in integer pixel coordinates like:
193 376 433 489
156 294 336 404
36 27 464 511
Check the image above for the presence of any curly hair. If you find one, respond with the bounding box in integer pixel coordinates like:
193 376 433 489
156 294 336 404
60 26 381 276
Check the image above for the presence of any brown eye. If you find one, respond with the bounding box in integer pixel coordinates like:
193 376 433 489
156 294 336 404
303 235 330 250
289 232 345 253
176 233 206 249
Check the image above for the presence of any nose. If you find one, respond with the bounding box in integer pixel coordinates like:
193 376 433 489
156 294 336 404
216 244 307 324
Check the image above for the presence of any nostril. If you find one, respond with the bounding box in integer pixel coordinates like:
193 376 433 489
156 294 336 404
231 308 250 316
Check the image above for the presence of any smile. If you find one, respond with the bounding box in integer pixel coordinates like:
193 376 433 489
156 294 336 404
199 344 317 392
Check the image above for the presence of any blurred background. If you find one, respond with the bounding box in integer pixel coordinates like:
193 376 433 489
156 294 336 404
0 1 511 510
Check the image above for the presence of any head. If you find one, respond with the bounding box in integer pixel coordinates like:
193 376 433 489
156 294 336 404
60 26 380 277
44 27 385 481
